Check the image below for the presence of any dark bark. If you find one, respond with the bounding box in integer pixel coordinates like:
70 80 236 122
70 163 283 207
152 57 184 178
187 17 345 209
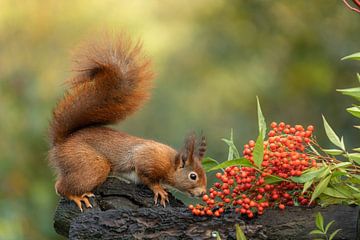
53 177 359 240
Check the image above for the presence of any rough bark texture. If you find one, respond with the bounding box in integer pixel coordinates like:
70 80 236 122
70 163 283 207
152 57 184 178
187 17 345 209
53 177 359 240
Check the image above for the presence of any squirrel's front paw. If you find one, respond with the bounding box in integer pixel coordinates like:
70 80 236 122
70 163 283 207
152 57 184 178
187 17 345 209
151 184 169 207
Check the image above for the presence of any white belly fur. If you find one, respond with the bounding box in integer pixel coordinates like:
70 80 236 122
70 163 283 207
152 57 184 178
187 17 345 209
117 172 174 191
119 171 141 184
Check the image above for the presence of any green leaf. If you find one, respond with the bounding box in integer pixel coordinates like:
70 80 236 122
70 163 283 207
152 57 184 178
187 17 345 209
347 106 360 118
318 195 346 207
353 172 360 181
329 229 341 240
310 174 332 203
341 52 360 61
334 185 354 198
264 175 287 184
324 220 335 234
256 96 267 139
235 224 247 240
340 136 345 149
309 143 321 156
222 129 240 160
352 173 360 180
208 158 254 171
315 212 324 232
253 133 264 168
323 187 348 199
317 167 331 180
353 193 360 200
309 229 324 235
336 87 360 101
322 115 345 151
330 162 352 170
358 73 360 83
346 183 360 193
322 149 344 156
353 147 360 152
202 157 220 172
350 174 360 184
290 167 326 183
302 180 314 194
331 170 348 178
348 153 360 165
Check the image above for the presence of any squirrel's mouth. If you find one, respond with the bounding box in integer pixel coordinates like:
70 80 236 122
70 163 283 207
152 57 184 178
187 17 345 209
187 190 205 198
188 187 206 198
189 192 195 197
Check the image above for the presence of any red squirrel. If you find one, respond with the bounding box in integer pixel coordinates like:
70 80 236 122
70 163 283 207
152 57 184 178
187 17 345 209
48 34 207 211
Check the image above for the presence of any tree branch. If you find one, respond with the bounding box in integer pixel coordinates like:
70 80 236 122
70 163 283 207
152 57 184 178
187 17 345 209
53 178 359 239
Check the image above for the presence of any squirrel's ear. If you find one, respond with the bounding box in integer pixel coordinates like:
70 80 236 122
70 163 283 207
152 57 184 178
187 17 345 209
176 133 196 168
175 152 188 169
175 153 180 169
184 133 196 164
198 135 206 160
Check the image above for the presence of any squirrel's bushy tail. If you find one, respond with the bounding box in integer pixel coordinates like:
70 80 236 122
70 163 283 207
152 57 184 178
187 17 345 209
49 34 154 145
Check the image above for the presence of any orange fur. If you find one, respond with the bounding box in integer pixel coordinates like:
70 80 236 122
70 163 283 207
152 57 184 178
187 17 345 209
49 34 153 145
48 34 207 209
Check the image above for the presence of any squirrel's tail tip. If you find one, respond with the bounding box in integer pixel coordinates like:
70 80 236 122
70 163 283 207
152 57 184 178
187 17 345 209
70 32 153 87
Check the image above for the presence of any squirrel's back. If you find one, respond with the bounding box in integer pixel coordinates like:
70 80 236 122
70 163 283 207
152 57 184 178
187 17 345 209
49 34 154 146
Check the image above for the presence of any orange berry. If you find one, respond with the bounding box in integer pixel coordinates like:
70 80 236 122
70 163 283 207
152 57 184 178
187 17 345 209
307 125 314 131
202 195 209 201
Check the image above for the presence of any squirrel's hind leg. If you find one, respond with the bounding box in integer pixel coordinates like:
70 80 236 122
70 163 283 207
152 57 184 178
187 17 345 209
60 191 94 212
52 144 111 211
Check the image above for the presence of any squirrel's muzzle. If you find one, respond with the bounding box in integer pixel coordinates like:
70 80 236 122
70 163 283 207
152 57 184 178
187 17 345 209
189 187 207 198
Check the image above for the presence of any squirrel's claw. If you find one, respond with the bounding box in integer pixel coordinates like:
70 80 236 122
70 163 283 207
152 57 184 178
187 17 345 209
159 195 168 207
83 192 95 198
67 192 94 211
152 185 169 207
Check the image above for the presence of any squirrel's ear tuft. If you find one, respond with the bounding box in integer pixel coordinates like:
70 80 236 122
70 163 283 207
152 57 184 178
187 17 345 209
198 135 206 160
184 133 196 163
176 133 196 167
177 132 205 168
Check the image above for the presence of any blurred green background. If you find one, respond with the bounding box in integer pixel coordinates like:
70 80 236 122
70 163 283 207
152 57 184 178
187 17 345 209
0 1 359 239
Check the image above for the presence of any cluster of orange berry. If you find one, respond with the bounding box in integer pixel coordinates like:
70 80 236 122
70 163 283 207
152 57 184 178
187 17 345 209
189 122 316 218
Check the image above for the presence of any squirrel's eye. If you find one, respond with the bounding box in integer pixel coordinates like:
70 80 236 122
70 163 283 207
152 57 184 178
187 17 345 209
189 172 197 181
